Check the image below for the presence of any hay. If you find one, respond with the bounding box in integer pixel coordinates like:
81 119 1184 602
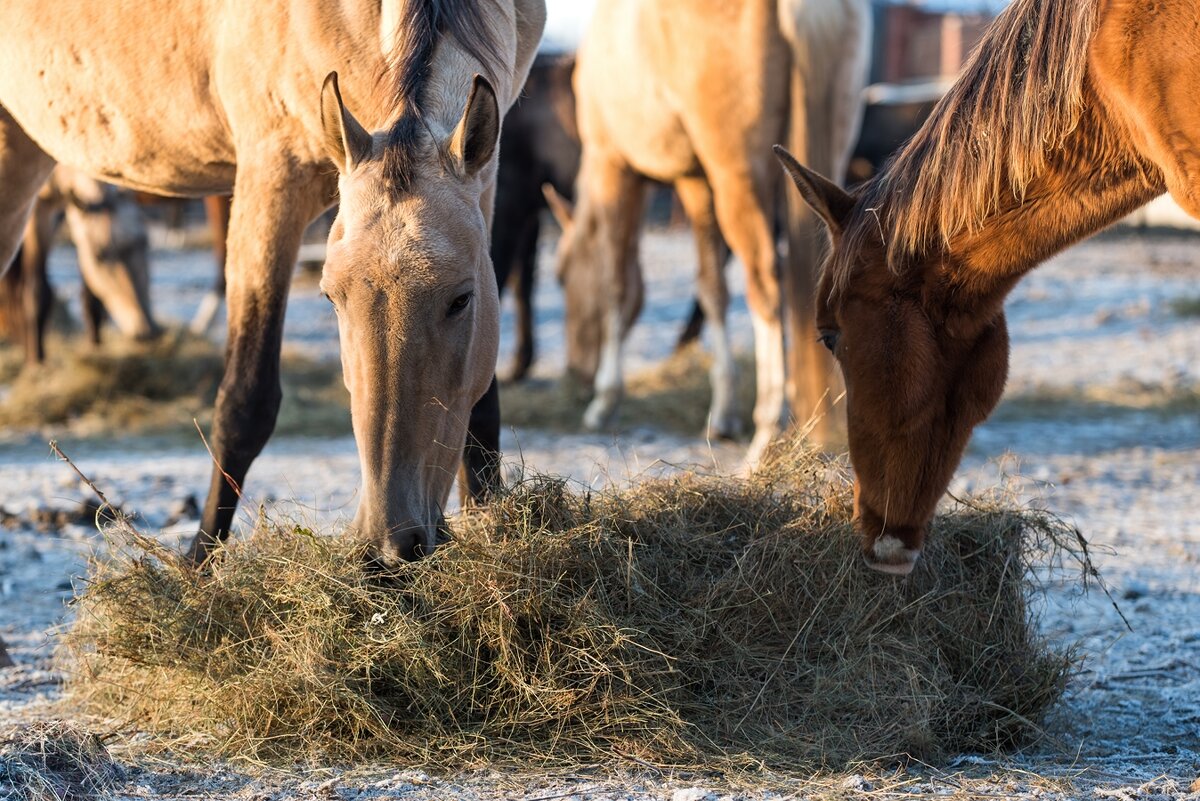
64 448 1077 771
0 722 123 801
500 345 757 435
0 329 348 437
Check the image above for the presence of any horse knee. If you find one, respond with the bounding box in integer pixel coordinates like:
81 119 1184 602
212 372 283 459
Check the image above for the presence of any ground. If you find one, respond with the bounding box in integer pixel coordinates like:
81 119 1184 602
1 223 1198 799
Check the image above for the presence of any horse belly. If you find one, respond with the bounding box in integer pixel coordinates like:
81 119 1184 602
0 2 237 195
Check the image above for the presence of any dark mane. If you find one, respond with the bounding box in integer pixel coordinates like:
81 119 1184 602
383 0 504 195
842 0 1099 277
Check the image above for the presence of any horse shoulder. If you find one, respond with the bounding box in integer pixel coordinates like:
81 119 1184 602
1090 0 1200 217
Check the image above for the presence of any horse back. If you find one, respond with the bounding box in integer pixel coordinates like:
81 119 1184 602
578 0 789 181
0 0 239 194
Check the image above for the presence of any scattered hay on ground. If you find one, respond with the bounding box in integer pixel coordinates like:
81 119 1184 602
500 345 757 435
996 379 1200 422
0 329 348 437
64 446 1078 771
0 722 123 801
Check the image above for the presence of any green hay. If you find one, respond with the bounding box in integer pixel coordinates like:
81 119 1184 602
64 448 1077 771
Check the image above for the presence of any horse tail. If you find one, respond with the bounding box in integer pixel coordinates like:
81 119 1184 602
776 0 871 439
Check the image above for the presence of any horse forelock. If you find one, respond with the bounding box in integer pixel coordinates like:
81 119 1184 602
382 0 506 197
837 0 1099 284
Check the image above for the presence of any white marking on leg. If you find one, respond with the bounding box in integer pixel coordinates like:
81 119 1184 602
746 313 787 465
190 290 224 335
706 316 740 438
583 308 625 430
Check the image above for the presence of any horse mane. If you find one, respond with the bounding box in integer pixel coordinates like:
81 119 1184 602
846 0 1099 274
383 0 504 195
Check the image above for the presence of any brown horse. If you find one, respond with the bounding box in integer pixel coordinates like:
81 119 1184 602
549 0 871 461
777 0 1193 575
0 167 157 365
0 0 545 563
491 52 580 382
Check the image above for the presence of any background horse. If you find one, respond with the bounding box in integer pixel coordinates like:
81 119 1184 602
550 0 870 460
0 167 157 366
778 0 1194 574
0 0 545 562
490 52 580 383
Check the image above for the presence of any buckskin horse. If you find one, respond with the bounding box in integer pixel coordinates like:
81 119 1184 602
1 167 158 365
548 0 871 462
0 0 545 562
777 0 1195 574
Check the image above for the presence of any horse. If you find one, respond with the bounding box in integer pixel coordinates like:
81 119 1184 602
0 167 157 365
776 0 1193 575
491 51 580 382
547 0 871 460
188 196 233 337
0 0 546 563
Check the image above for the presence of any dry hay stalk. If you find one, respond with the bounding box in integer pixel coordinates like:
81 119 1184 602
0 722 123 801
63 447 1078 770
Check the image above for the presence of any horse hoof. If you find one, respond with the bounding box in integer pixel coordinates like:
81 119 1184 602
863 535 921 576
705 417 743 442
582 400 615 431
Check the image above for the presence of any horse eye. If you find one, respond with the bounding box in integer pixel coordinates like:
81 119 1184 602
818 329 840 353
448 291 473 317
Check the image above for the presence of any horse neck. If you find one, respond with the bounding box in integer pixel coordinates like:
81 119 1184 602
945 81 1164 297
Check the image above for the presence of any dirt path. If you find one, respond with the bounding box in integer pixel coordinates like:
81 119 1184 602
1 229 1199 799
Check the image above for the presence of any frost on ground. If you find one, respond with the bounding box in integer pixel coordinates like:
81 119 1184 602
1 228 1199 799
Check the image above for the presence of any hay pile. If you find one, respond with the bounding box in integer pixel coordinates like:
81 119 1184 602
0 329 348 437
500 345 757 435
0 722 124 801
65 449 1076 770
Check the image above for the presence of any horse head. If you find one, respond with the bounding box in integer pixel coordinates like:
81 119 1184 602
776 145 1010 576
319 72 502 561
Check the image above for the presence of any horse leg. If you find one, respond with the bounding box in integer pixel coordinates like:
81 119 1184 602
20 197 58 365
0 107 55 281
187 163 327 565
674 175 740 439
508 216 539 382
782 68 864 443
582 163 645 432
708 167 786 465
0 637 12 669
81 282 105 346
190 195 231 336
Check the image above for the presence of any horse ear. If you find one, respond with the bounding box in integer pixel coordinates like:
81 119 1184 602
450 75 500 177
773 145 854 235
541 183 574 230
321 72 373 173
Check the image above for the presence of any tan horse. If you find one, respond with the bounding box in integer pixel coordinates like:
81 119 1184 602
548 0 870 461
1 167 157 364
0 0 545 562
778 0 1197 575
